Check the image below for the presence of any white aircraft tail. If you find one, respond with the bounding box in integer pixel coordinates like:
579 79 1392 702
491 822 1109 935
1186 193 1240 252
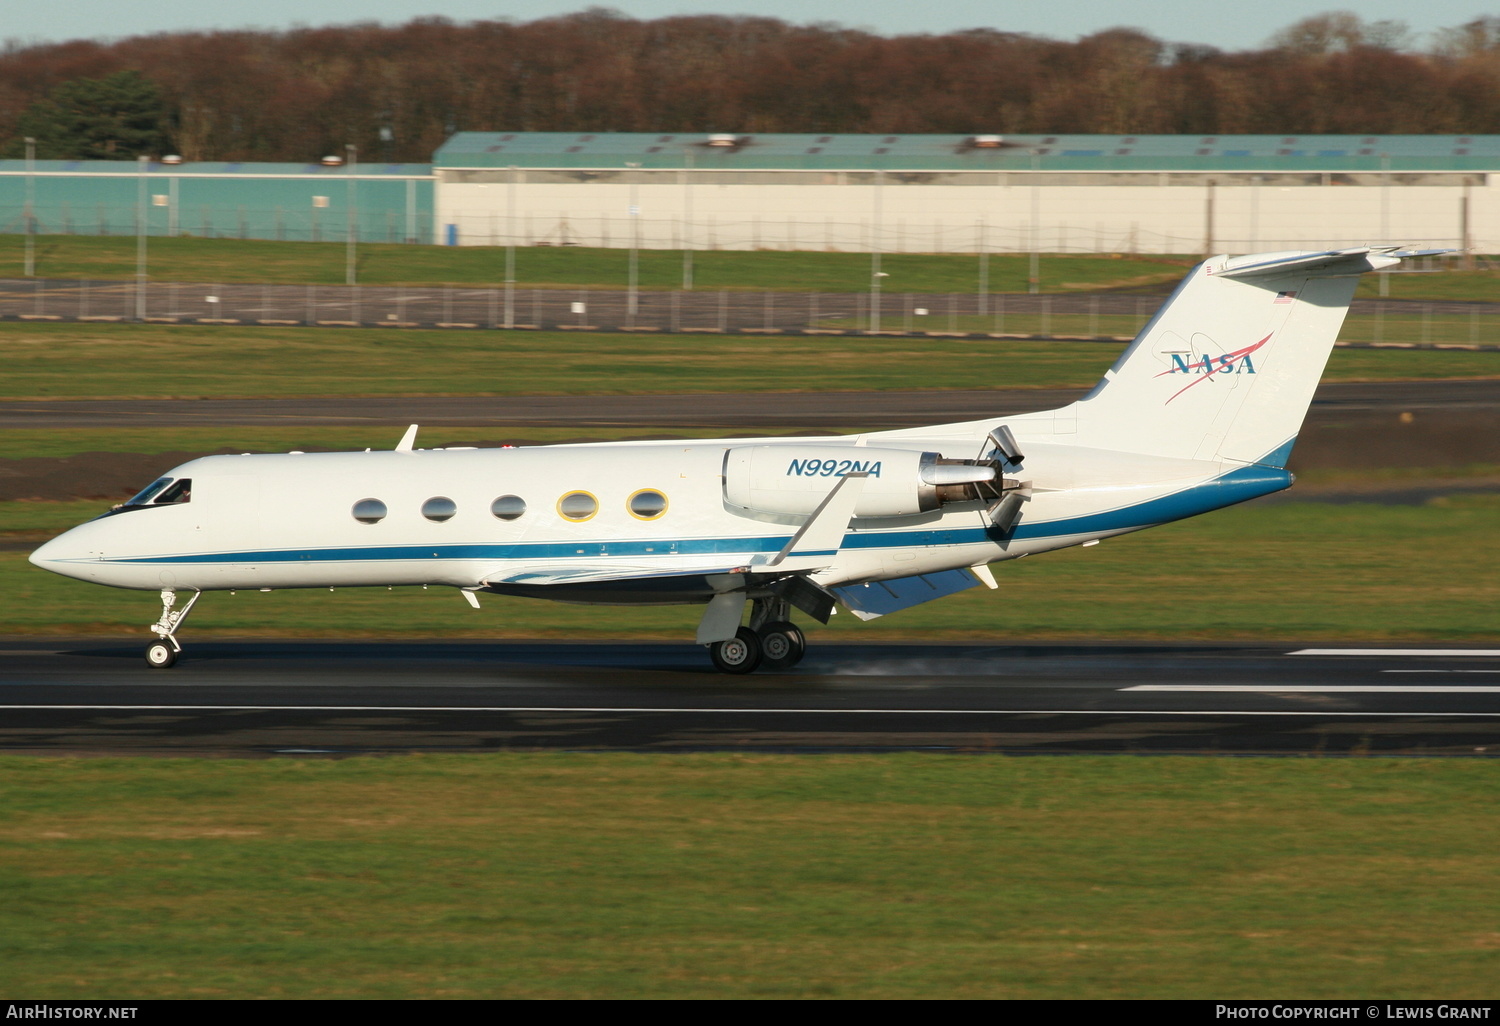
1067 248 1422 467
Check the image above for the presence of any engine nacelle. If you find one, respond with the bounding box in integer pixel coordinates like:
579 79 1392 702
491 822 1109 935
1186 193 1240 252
723 445 996 518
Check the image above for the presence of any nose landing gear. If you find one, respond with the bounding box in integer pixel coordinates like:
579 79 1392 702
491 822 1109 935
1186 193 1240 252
146 638 178 668
146 588 201 668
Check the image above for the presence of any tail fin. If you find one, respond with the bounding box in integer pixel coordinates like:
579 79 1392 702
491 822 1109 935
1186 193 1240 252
1069 248 1422 468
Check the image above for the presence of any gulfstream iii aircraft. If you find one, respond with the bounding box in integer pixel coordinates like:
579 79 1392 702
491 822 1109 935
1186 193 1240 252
30 247 1429 672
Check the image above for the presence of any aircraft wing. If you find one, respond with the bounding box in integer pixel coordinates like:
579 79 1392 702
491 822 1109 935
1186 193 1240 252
486 563 745 587
484 559 828 588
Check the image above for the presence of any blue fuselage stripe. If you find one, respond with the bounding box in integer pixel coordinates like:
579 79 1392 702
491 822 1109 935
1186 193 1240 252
107 465 1290 565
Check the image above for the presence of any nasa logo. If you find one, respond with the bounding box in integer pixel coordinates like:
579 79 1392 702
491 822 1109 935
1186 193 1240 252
1168 352 1258 375
1155 333 1271 404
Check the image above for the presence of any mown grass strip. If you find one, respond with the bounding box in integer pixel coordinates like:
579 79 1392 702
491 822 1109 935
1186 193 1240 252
0 324 1115 398
834 310 1500 349
1 753 1497 998
6 497 1498 640
0 234 1194 293
2 323 1495 401
3 235 1497 301
0 425 835 462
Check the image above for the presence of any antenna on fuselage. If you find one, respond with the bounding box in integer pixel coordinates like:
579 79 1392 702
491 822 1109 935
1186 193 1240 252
395 424 419 452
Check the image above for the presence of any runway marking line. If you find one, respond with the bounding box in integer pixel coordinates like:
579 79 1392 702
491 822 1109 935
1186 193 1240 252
1124 685 1500 693
1288 649 1500 657
2 705 1499 718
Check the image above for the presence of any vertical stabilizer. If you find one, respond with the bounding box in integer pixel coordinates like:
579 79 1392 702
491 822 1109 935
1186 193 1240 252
1069 248 1406 467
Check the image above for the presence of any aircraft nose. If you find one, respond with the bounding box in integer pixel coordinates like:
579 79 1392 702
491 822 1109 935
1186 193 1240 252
29 531 90 578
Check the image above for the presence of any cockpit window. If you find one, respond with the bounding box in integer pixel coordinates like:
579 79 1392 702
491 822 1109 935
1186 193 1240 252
154 479 192 504
95 476 192 520
126 477 173 506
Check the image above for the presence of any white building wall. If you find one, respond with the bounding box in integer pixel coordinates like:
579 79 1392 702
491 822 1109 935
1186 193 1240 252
435 177 1484 254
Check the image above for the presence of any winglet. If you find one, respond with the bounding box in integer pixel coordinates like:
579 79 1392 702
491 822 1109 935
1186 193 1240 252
395 424 419 452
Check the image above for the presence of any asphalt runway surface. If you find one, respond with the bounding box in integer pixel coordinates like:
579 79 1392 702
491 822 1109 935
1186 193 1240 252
3 380 1497 431
3 639 1499 758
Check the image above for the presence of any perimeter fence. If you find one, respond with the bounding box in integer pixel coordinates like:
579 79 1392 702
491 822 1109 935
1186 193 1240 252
4 277 1500 349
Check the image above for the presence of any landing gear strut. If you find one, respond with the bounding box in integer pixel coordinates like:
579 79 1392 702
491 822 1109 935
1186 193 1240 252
146 588 201 669
701 594 812 674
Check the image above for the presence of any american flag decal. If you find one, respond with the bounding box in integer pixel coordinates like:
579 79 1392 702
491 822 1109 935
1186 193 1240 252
1274 290 1297 304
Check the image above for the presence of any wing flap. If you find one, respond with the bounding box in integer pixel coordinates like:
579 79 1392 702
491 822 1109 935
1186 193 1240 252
833 568 984 621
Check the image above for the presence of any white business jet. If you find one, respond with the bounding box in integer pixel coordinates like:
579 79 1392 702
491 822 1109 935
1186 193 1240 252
30 247 1431 672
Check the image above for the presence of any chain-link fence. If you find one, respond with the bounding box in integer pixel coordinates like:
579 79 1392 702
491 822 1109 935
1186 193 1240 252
440 211 1465 257
4 277 1500 348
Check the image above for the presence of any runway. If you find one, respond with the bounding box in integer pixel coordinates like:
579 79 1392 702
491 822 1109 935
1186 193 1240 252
3 639 1498 757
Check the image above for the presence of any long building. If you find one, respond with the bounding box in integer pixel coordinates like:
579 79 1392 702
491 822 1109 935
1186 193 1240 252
0 159 433 243
2 134 1497 254
432 133 1495 254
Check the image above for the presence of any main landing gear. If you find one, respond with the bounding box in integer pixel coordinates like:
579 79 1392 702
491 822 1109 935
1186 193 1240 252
706 598 809 675
146 588 201 669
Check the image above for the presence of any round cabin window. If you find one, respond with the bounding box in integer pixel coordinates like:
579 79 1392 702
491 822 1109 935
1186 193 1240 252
557 491 598 522
422 496 457 522
352 498 387 524
491 495 527 521
628 489 668 520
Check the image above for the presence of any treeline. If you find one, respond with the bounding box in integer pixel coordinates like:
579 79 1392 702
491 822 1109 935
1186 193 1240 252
6 8 1500 162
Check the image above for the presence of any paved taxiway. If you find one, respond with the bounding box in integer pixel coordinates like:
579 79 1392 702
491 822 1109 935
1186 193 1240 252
2 380 1497 431
2 640 1497 757
5 277 1495 334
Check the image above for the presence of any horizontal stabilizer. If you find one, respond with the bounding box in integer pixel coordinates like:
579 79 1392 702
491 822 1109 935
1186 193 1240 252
1215 246 1452 280
833 568 984 621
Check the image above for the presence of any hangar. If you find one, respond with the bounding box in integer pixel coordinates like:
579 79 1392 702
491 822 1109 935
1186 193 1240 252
2 134 1497 254
432 133 1499 255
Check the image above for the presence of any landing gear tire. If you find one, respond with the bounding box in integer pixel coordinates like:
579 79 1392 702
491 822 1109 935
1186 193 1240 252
758 621 806 670
145 640 178 669
710 627 763 675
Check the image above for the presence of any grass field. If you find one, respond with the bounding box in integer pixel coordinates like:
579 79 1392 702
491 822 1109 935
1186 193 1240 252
2 234 1497 300
2 323 1496 400
5 233 1497 1002
2 753 1497 998
0 426 827 461
843 309 1500 348
1 234 1191 293
6 495 1497 640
